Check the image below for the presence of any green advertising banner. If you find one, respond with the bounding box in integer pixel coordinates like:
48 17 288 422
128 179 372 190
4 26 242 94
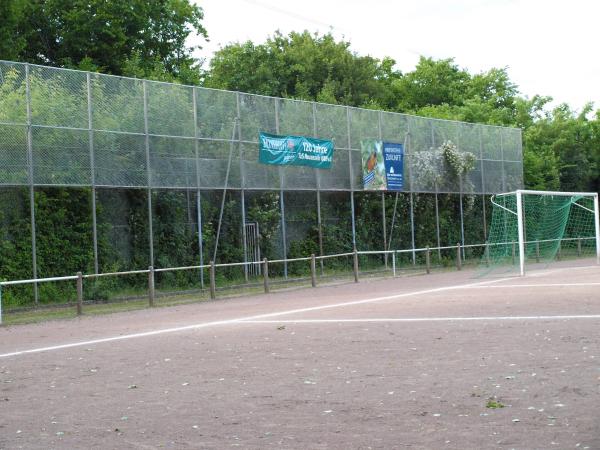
259 132 334 169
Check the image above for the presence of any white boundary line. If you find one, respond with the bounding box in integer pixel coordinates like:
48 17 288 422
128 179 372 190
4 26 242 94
0 276 512 359
465 282 600 289
241 315 600 324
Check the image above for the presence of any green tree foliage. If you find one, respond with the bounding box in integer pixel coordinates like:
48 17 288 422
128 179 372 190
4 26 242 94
205 31 394 107
0 0 207 84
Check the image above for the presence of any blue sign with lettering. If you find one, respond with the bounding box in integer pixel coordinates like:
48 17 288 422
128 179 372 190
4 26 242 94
382 142 404 191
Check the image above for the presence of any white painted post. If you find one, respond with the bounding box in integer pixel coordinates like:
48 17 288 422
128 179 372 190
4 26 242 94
516 191 526 276
594 193 600 265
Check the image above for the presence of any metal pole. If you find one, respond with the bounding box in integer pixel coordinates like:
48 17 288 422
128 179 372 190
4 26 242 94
350 191 357 250
76 271 83 316
148 266 155 307
516 191 526 276
25 64 39 304
86 73 99 274
274 99 288 278
192 87 204 288
142 81 154 267
237 93 248 282
409 193 416 265
262 258 269 293
313 103 324 275
378 112 388 269
209 261 216 299
382 192 388 268
459 190 465 260
435 191 441 260
212 119 238 263
353 248 359 283
347 106 357 250
594 194 600 265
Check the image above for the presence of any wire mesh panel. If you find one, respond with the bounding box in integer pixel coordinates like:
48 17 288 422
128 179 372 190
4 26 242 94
32 127 90 186
197 140 240 189
91 73 145 133
0 187 34 307
239 93 276 142
35 187 95 278
152 189 199 269
285 191 318 274
149 136 196 188
94 131 147 188
0 124 28 185
29 66 88 128
146 81 195 137
96 188 151 271
0 62 27 125
196 88 238 139
245 190 283 262
315 103 349 149
348 107 380 150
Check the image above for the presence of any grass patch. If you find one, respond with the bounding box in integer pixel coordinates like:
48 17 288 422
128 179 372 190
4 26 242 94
486 398 505 409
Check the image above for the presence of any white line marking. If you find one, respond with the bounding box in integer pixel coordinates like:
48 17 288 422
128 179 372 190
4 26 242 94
0 276 512 359
466 282 600 289
241 315 600 324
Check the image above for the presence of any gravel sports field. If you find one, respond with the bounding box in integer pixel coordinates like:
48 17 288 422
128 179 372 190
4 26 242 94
1 264 599 449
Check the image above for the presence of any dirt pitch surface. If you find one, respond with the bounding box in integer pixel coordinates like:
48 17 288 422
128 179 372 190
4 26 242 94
1 265 600 449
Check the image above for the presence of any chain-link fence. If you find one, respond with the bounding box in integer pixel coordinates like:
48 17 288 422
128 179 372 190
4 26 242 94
0 60 523 306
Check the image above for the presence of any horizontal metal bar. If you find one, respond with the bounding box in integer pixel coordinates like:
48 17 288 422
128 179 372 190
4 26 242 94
1 275 78 286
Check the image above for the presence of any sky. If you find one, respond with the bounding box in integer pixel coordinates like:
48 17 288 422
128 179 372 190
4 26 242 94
192 0 600 112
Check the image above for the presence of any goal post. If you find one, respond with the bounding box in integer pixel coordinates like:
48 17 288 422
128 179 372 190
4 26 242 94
487 190 600 276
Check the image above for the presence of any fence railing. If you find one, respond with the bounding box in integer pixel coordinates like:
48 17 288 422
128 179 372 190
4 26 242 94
0 236 596 323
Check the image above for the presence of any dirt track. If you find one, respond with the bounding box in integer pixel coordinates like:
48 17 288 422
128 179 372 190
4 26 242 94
1 266 599 449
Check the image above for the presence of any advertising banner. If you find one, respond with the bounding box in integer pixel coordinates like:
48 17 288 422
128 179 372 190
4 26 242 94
361 140 404 191
258 132 334 169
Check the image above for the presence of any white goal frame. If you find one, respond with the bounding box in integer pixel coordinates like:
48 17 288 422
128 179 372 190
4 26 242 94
495 190 600 276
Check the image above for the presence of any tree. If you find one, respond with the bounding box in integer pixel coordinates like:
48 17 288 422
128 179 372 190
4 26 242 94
205 31 396 108
0 0 207 84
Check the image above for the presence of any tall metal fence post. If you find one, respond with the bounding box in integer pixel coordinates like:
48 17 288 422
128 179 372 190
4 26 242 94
236 93 249 282
409 193 416 265
148 266 155 307
24 64 39 304
192 87 204 289
310 254 317 287
142 81 155 268
456 243 462 270
382 192 388 269
76 272 83 316
353 248 359 283
209 261 216 300
86 73 99 275
426 246 431 274
262 258 270 293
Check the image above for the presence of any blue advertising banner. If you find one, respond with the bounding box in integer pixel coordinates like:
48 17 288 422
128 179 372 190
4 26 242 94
361 140 404 191
382 142 404 191
258 132 334 169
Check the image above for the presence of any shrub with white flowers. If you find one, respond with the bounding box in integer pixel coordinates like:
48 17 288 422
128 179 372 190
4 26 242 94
409 140 476 192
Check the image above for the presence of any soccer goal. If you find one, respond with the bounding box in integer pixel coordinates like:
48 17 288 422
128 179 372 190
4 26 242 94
486 190 600 276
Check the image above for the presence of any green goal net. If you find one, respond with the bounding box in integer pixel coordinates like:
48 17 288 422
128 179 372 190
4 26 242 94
484 191 599 274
